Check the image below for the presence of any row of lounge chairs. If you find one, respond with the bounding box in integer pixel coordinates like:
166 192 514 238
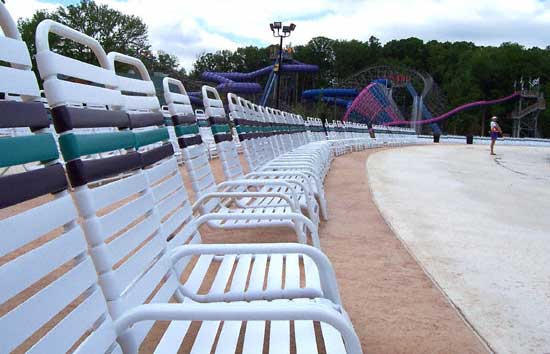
0 4 424 353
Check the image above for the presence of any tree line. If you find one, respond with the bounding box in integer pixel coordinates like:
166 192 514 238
17 0 550 136
192 37 550 137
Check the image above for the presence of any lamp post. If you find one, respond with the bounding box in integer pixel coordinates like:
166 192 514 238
270 22 295 108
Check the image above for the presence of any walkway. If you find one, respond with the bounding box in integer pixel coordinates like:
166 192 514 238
368 145 550 353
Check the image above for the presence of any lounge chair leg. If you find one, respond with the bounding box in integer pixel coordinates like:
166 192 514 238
319 197 329 221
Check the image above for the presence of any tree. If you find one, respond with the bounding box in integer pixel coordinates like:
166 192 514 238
294 37 336 86
190 50 235 78
332 39 371 81
148 51 186 77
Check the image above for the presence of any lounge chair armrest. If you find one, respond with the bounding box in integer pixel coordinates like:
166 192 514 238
114 302 362 354
190 212 319 246
259 167 323 192
192 191 298 213
245 172 313 195
217 179 299 202
169 243 336 301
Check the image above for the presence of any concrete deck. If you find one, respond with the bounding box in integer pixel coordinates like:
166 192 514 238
368 145 550 353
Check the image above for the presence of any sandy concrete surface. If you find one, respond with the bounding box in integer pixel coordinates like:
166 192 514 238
368 145 550 354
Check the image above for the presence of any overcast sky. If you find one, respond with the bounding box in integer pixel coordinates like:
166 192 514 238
6 0 550 70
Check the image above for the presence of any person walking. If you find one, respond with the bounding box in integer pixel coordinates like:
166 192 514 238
490 116 502 155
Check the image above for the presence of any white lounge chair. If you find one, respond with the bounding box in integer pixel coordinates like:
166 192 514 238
163 78 321 246
195 89 322 224
228 96 332 219
33 19 361 353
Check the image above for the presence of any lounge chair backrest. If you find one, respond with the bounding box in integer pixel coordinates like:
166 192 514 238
264 105 280 158
111 53 198 278
251 103 276 163
36 21 180 347
202 86 245 181
36 20 121 109
0 8 121 352
107 52 159 114
0 4 40 101
257 104 279 159
0 109 122 354
202 84 226 119
229 96 264 171
108 51 169 154
165 79 219 212
0 3 44 143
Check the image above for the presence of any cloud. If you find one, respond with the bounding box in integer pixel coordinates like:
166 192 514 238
7 0 550 70
4 0 59 20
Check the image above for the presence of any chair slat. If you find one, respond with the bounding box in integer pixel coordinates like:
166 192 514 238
242 320 265 354
284 254 300 289
0 226 86 304
146 156 178 185
303 255 321 289
27 287 106 354
37 51 117 87
163 203 194 244
229 254 252 292
74 316 121 354
214 321 241 354
0 194 76 257
131 273 180 346
114 233 164 291
107 211 160 265
191 321 221 354
43 79 123 108
124 95 161 113
0 258 97 353
0 66 40 97
153 172 183 204
266 254 283 291
154 321 191 354
0 36 32 67
157 187 185 220
209 255 236 294
321 323 347 354
118 75 156 95
183 255 214 294
90 172 148 212
99 192 154 240
124 255 176 309
247 254 267 293
295 320 319 354
269 319 290 354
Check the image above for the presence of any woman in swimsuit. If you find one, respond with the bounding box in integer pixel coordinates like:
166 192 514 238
490 116 503 155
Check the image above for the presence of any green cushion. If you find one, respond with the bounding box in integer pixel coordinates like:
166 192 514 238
174 124 199 137
134 127 169 148
58 131 135 161
0 133 59 167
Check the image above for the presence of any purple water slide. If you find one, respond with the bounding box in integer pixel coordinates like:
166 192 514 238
385 92 520 126
202 61 319 94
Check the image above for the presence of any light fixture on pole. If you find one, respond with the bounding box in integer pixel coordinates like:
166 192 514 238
270 21 295 108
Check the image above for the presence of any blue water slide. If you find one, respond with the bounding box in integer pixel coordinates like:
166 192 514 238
302 88 358 108
202 61 319 95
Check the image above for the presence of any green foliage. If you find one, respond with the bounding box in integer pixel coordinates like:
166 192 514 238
190 36 550 137
190 46 271 78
